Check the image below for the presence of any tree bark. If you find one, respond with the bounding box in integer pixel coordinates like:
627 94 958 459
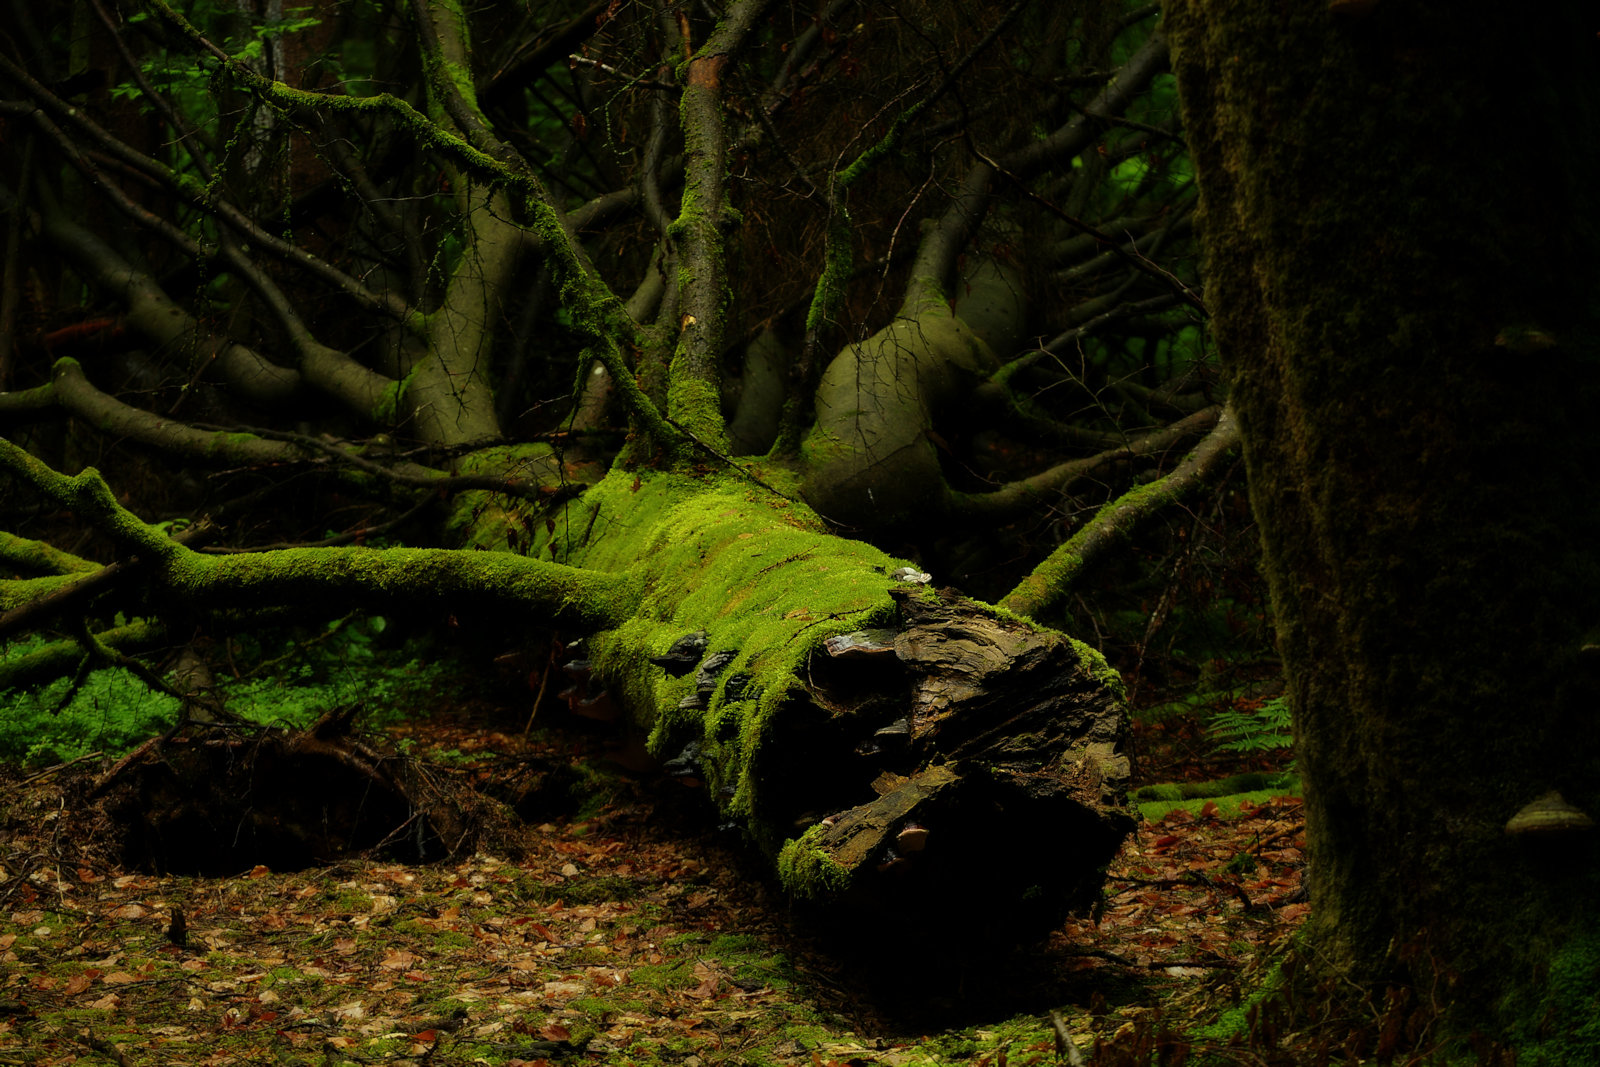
1167 0 1600 1045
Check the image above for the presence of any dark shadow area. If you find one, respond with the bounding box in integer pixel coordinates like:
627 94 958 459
87 709 487 876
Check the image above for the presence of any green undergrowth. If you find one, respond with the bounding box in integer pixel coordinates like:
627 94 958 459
1135 784 1297 823
0 613 458 766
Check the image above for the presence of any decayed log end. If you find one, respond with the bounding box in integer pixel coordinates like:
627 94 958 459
772 588 1135 945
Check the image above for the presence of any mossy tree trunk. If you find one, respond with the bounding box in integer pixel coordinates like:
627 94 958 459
1166 0 1600 1045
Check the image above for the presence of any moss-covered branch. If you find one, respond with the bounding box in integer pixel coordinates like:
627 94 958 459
43 363 569 503
0 436 636 628
0 619 167 692
657 0 772 451
0 51 412 325
1000 405 1239 620
48 360 314 468
0 532 100 576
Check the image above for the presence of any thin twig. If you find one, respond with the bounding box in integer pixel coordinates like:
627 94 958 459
19 751 104 785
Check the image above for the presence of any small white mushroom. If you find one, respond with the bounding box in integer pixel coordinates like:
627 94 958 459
889 567 931 584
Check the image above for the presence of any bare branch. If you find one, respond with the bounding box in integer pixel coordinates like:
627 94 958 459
1000 405 1241 620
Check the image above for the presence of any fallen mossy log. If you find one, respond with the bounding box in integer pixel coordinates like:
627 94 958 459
529 469 1136 944
0 437 1133 942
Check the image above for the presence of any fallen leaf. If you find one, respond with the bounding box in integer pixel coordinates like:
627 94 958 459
542 980 585 998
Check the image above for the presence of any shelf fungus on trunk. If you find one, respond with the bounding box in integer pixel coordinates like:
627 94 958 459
1505 791 1596 837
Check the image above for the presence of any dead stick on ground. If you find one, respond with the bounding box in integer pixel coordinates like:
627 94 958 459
20 750 103 785
1050 1010 1085 1065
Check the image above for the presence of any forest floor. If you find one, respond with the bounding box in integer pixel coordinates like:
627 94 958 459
0 676 1310 1066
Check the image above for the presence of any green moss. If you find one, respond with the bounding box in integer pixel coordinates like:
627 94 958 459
533 470 904 836
1134 772 1288 803
664 376 726 449
1070 636 1127 699
371 367 416 426
628 959 696 992
331 890 374 914
804 212 854 333
441 442 563 550
706 933 803 990
1504 925 1600 1064
776 827 851 900
1136 788 1289 822
1192 955 1289 1043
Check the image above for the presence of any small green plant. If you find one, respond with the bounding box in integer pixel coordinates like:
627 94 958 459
0 614 459 767
1209 695 1293 754
0 657 181 766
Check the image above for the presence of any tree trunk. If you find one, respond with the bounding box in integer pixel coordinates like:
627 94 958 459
1166 0 1600 1046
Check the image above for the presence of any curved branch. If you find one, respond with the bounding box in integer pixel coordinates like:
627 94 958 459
950 405 1221 522
50 359 310 466
0 382 56 414
212 241 395 418
481 0 610 109
44 360 566 502
1003 30 1170 177
1000 405 1241 621
37 213 299 403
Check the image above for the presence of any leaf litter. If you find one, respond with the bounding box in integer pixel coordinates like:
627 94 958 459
0 701 1307 1065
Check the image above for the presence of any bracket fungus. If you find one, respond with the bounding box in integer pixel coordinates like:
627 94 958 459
1505 791 1595 837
